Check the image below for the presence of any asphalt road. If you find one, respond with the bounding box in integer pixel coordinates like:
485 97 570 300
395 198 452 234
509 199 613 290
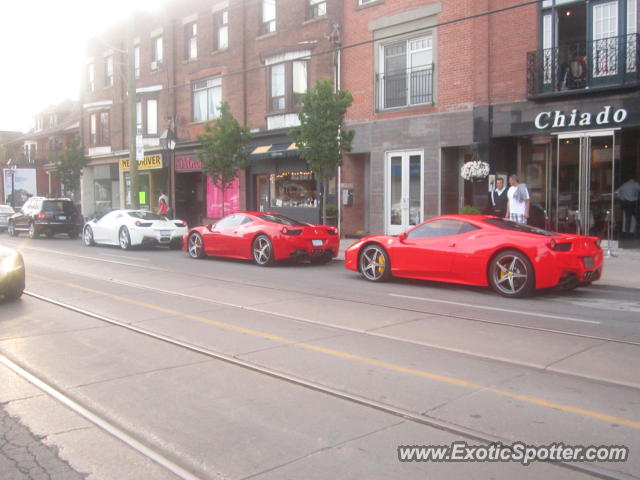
0 234 639 480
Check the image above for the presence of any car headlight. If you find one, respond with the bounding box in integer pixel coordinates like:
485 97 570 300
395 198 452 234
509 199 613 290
0 253 23 274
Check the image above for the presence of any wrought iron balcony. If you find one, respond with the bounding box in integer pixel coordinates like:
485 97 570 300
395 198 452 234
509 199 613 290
527 34 639 97
376 64 434 111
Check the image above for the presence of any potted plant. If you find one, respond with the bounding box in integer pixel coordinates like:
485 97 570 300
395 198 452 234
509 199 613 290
460 160 490 182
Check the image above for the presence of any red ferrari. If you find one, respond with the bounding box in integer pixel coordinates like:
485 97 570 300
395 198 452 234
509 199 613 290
184 212 339 266
344 215 603 298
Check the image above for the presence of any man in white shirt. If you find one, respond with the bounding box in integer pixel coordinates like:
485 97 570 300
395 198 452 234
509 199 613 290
505 174 530 224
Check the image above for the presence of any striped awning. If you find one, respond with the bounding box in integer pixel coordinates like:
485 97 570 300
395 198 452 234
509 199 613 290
249 142 298 159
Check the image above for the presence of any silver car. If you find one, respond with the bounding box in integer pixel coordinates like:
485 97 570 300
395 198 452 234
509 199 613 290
0 244 25 301
0 204 14 231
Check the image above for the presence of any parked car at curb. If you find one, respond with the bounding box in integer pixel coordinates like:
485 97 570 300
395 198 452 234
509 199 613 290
7 197 82 239
345 214 603 298
83 209 188 250
0 244 25 301
0 205 14 231
184 212 339 266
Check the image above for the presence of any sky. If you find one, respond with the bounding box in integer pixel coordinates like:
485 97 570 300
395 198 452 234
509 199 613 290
0 0 165 133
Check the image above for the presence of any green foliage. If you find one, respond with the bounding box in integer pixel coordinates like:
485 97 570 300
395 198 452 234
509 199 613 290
325 204 338 217
198 101 252 216
54 138 88 198
290 78 354 184
460 205 481 215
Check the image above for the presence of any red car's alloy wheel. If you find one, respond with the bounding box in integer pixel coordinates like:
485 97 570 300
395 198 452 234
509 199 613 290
188 233 205 258
489 250 534 298
253 235 274 266
359 244 391 282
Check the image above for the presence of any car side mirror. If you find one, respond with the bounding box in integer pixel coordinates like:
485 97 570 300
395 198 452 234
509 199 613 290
398 232 407 242
207 223 215 231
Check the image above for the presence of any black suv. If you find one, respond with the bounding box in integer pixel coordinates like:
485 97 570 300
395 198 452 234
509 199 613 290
8 197 82 239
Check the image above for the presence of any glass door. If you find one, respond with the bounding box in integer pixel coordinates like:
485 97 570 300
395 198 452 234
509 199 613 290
385 151 423 235
554 131 616 237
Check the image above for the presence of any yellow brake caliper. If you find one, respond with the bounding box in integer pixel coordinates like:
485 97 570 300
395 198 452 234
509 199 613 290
500 262 506 279
377 254 385 275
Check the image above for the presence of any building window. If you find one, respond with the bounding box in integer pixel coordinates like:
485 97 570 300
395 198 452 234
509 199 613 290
185 22 197 60
308 0 326 19
152 36 163 70
88 63 95 92
35 117 44 132
214 10 229 50
268 60 307 113
379 36 434 109
261 0 276 34
193 77 222 122
359 0 378 5
49 114 57 128
105 55 114 87
268 171 317 208
136 99 158 135
90 111 110 146
146 99 158 135
134 46 140 78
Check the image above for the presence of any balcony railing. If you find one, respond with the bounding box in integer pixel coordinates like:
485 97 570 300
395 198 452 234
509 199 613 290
376 64 434 111
527 34 639 97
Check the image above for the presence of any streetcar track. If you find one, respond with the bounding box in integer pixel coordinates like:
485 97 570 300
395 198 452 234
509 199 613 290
18 291 639 480
26 261 640 350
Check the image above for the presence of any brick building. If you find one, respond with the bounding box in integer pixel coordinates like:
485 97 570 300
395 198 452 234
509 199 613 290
1 101 77 207
340 0 640 248
80 0 341 226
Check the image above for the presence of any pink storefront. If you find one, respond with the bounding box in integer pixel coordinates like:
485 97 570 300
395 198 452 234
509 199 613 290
174 154 241 227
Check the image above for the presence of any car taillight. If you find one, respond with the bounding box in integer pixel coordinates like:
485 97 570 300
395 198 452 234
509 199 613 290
174 221 186 227
35 212 47 220
327 228 338 235
594 238 602 249
548 239 571 252
281 227 302 236
135 220 152 227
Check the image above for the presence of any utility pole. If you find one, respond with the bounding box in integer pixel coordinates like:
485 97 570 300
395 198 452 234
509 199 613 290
127 14 139 209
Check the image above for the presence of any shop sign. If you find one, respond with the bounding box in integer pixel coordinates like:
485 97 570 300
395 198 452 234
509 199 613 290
175 155 203 171
534 106 628 130
119 154 163 171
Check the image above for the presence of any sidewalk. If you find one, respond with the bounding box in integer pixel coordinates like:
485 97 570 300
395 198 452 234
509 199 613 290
336 239 640 290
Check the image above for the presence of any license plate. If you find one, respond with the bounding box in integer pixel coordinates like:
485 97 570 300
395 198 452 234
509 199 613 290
312 239 323 247
57 215 66 220
583 257 594 268
160 230 171 236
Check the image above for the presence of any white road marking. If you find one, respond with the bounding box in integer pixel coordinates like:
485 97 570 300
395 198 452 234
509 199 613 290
100 252 151 262
0 354 201 480
388 293 601 325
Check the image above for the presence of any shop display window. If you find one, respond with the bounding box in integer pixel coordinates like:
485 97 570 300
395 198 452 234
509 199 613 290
269 171 317 208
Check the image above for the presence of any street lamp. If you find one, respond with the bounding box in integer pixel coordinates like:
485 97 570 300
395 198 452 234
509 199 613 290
7 162 17 208
159 127 176 216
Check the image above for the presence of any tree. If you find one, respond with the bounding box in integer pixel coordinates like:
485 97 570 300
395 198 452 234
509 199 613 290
198 101 252 218
54 138 88 201
290 78 354 225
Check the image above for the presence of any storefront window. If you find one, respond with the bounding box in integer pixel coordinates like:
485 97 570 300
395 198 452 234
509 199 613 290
207 176 239 218
93 164 119 214
269 171 317 208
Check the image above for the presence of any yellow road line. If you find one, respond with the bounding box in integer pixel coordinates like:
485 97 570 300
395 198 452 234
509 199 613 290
30 273 640 429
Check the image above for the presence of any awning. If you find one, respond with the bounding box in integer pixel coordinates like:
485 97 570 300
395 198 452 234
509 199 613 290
248 142 298 161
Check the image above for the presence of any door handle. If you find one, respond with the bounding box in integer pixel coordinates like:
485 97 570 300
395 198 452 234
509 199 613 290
449 242 456 247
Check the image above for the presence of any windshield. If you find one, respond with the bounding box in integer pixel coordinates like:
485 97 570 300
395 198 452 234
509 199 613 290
258 213 307 227
43 201 75 215
128 211 167 221
483 218 556 237
0 205 14 213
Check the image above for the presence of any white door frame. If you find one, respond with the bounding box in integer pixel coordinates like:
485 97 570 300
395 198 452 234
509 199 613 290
384 150 424 235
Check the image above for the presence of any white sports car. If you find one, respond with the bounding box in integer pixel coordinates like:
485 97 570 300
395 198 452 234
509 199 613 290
83 210 188 250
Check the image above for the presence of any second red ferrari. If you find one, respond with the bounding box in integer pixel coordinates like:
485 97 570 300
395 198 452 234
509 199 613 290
345 215 603 298
184 212 339 266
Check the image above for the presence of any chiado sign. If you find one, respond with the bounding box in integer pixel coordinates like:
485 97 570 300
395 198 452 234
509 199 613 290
119 154 163 171
534 105 628 130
